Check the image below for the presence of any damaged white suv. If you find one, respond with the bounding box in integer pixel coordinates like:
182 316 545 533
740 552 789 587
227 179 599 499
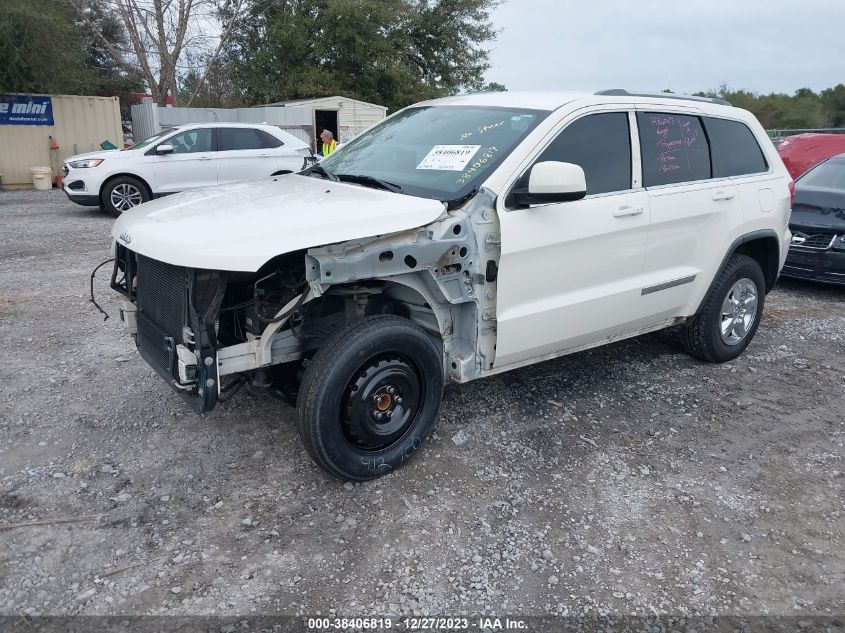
107 90 792 480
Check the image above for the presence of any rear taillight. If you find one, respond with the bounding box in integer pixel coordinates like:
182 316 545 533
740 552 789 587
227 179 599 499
788 181 795 208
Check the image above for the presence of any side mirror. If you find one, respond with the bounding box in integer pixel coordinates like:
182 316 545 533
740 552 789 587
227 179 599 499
155 144 174 155
509 161 587 207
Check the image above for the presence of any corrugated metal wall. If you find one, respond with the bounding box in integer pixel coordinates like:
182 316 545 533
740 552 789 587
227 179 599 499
131 100 159 143
0 94 122 186
130 97 388 151
132 103 316 147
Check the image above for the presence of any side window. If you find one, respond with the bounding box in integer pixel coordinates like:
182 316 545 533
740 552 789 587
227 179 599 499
258 130 283 148
637 112 711 186
219 128 270 151
704 117 768 177
166 128 214 154
534 112 632 195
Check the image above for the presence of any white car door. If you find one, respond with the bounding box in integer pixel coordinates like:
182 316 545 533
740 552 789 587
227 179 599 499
634 109 743 318
152 127 218 193
494 109 652 369
217 127 280 184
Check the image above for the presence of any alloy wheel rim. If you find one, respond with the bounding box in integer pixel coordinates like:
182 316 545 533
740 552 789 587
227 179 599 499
720 277 758 346
110 183 143 211
340 354 422 452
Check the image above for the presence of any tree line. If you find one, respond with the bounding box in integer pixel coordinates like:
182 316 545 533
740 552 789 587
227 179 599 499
2 0 844 128
693 84 845 130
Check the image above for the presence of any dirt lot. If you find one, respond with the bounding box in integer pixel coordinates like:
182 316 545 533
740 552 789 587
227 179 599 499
1 189 843 623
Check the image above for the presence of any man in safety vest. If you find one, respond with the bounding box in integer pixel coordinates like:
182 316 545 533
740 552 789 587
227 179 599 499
320 129 337 157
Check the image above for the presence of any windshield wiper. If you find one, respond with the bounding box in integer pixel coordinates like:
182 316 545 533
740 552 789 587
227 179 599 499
305 162 339 182
334 173 402 194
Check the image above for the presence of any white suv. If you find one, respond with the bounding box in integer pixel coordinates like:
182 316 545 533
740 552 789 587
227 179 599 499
63 123 312 215
105 90 792 480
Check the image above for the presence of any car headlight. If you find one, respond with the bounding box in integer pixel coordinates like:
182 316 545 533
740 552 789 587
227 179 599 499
68 158 104 168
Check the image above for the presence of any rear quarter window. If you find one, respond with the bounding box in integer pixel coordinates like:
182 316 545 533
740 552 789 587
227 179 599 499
637 112 711 187
704 117 768 177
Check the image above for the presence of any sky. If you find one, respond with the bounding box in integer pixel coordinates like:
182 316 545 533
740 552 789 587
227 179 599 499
486 0 845 95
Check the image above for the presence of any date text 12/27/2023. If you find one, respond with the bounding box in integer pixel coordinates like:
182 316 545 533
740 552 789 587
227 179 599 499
305 616 528 630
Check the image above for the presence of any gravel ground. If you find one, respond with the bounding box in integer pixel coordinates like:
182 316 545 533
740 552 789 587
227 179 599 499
1 189 843 622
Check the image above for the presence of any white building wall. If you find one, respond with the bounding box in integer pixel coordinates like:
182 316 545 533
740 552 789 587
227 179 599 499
278 96 387 142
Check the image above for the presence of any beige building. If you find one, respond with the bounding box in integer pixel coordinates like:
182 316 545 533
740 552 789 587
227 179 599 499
0 94 122 187
264 96 389 147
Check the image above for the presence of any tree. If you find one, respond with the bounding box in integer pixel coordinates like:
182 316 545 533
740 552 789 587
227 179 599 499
478 81 507 92
70 0 248 106
0 0 93 94
222 0 500 112
691 83 841 130
0 0 141 100
821 84 845 127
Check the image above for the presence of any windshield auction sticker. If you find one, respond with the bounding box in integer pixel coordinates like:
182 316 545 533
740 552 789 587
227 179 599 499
416 145 481 171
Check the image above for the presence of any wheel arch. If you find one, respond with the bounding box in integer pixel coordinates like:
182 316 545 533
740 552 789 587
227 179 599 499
728 230 781 293
304 274 471 382
707 230 781 303
323 276 450 341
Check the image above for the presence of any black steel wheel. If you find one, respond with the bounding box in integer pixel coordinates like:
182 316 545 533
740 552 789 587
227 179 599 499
297 316 444 481
341 354 423 451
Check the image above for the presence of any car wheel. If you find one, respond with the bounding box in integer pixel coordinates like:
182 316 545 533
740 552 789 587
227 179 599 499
681 254 765 363
102 176 149 216
296 315 444 481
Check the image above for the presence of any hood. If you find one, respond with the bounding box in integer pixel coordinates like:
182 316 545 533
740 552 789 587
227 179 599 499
65 148 133 164
790 185 845 232
112 174 446 271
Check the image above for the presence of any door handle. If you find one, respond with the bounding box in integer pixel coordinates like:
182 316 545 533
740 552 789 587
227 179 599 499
712 190 735 201
613 205 644 218
196 156 213 161
258 154 272 158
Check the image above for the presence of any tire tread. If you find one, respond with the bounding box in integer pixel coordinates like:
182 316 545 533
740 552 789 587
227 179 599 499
296 315 442 481
681 253 762 362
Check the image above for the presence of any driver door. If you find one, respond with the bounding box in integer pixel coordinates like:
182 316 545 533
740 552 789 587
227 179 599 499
153 127 218 193
494 109 652 369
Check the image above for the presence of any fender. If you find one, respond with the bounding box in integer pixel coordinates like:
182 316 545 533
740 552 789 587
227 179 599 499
694 228 781 315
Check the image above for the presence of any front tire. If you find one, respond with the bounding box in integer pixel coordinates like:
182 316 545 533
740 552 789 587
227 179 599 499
102 176 149 216
297 316 444 481
681 254 765 363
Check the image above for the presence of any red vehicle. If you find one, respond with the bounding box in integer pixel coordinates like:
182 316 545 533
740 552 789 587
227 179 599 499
776 133 845 180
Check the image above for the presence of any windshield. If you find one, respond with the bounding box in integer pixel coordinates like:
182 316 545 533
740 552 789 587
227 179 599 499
798 159 845 189
319 105 548 205
127 129 173 151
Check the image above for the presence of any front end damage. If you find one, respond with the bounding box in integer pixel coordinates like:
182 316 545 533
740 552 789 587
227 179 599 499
110 187 502 413
111 246 226 412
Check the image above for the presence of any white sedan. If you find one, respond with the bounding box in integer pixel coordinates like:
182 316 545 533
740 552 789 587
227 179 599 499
63 123 314 215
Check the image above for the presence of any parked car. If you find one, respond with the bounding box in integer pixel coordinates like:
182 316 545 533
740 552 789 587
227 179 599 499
776 132 845 180
105 90 792 480
781 153 845 285
63 123 313 215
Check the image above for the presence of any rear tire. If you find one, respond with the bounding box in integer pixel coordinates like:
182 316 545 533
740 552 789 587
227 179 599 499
681 254 765 363
102 176 149 216
296 316 444 481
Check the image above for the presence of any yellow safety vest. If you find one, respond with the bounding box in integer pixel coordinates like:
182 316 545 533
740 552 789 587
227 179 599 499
322 139 337 156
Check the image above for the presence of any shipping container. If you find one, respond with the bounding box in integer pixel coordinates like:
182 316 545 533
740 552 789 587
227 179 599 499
0 94 122 187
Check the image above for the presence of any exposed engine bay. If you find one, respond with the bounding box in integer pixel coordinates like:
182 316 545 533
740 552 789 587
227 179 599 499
107 187 502 414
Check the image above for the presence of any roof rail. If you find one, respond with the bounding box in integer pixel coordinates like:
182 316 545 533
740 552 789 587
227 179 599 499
595 89 732 107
